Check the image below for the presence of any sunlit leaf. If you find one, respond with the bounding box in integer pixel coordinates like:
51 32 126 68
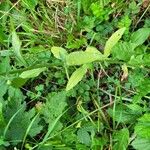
104 27 126 57
66 65 87 91
66 51 106 66
51 46 67 60
19 67 46 79
135 113 150 138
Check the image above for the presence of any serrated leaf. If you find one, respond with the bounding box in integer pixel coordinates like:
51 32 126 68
12 31 27 66
66 65 87 91
130 28 150 47
51 46 68 60
107 104 142 123
19 67 46 79
135 113 150 138
66 51 106 66
77 128 91 146
113 128 129 150
104 27 126 57
132 137 150 150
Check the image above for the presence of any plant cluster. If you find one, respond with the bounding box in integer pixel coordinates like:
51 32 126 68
0 0 150 150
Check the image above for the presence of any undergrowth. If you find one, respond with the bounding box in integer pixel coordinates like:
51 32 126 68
0 0 150 150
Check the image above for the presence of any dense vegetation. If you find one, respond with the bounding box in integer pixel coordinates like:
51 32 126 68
0 0 150 149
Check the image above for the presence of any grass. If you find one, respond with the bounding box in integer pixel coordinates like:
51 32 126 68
0 0 150 149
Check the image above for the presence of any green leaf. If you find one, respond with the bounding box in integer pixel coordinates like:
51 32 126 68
107 104 142 123
111 42 136 61
51 46 67 60
0 103 5 130
11 77 28 88
132 137 150 150
113 128 129 150
135 114 150 138
12 31 27 66
66 51 106 66
22 0 38 10
19 67 46 79
130 28 150 47
3 88 43 144
0 25 7 45
85 46 102 54
41 91 67 123
77 128 91 146
104 27 126 57
66 65 87 91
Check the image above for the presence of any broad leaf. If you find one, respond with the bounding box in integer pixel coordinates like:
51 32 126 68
51 46 67 60
66 65 87 91
12 31 27 66
132 137 150 150
77 128 91 146
113 128 129 150
135 113 150 138
66 51 106 66
107 104 142 123
85 46 102 54
19 67 46 79
104 27 126 57
111 42 136 61
130 28 150 47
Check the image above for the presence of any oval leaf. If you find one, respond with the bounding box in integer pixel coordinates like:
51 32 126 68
104 27 126 57
130 28 150 47
66 51 106 66
19 67 46 79
51 46 67 60
66 65 87 91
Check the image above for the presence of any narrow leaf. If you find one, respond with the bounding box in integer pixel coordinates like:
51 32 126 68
12 31 27 66
19 67 46 79
104 27 126 57
66 65 87 91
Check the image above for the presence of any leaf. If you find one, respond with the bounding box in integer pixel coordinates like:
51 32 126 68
12 31 27 66
85 46 102 54
113 128 129 150
0 25 7 45
0 103 5 130
66 51 106 66
51 46 68 60
22 0 38 10
130 28 150 47
77 128 91 146
41 91 67 123
104 27 126 57
3 87 43 144
134 113 150 138
111 42 136 61
11 77 28 88
66 65 87 91
107 104 142 123
132 137 150 150
19 67 46 79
